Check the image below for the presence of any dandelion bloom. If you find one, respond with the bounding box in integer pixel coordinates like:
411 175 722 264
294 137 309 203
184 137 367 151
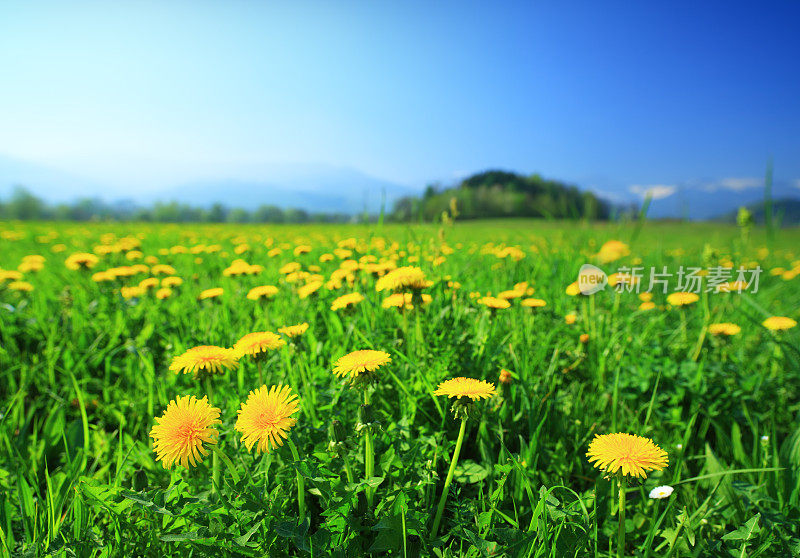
156 287 173 300
65 252 99 270
477 296 510 309
521 298 546 308
586 433 668 479
235 385 300 454
331 292 364 311
234 332 286 358
162 276 183 288
0 270 24 282
666 292 699 307
499 369 512 384
297 280 323 299
565 282 581 296
8 280 33 292
596 240 630 264
170 346 239 378
278 323 310 338
762 316 797 331
247 285 279 301
565 313 577 324
434 377 497 400
375 266 431 292
639 301 656 311
649 485 674 499
708 322 741 336
121 286 145 299
333 349 391 380
199 287 224 300
139 277 159 290
149 395 221 469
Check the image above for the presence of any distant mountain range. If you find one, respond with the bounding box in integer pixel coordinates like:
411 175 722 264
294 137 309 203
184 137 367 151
639 179 800 221
1 153 799 220
0 154 415 214
715 198 800 225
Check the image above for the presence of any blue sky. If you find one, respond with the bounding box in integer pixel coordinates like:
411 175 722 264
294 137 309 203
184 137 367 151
1 0 798 202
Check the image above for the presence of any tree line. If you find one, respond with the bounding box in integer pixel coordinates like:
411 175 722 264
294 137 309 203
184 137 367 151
0 186 352 223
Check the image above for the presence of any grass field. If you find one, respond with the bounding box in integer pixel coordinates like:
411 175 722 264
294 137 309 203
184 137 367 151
1 219 799 557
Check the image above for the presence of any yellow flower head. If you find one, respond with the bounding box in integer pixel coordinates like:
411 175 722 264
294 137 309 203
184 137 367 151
170 345 239 378
639 301 656 311
234 332 286 358
434 377 497 401
333 349 391 381
247 285 279 301
8 280 34 292
65 252 99 270
477 296 510 310
149 395 221 469
235 385 299 454
521 298 546 308
762 316 797 331
279 323 310 338
162 276 183 288
596 240 630 264
375 266 431 292
199 287 224 300
708 322 741 336
586 433 668 479
297 280 323 299
666 292 699 307
565 282 581 296
156 287 173 300
331 292 364 311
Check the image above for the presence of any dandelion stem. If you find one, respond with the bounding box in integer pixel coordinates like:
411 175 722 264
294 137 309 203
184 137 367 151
431 416 467 538
257 359 263 386
205 377 219 495
364 389 375 508
286 437 306 520
617 473 627 558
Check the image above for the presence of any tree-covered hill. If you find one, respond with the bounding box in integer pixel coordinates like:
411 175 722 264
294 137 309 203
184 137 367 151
390 170 610 221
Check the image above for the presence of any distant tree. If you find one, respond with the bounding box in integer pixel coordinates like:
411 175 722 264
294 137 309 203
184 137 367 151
253 204 285 223
206 203 228 223
227 208 251 223
6 186 45 220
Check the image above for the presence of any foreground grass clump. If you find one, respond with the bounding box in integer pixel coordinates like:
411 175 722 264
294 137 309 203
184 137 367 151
0 219 799 556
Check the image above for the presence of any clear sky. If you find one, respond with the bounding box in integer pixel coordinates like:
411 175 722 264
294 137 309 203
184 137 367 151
1 0 798 199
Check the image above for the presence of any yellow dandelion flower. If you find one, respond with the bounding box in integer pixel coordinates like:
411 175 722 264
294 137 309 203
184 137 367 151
297 280 323 299
666 292 699 306
639 301 656 311
279 323 310 338
162 276 183 287
434 377 497 400
477 296 510 309
149 395 221 469
332 349 391 380
8 280 33 292
235 385 299 454
199 287 224 300
233 332 286 358
586 433 668 479
247 285 279 300
565 313 577 324
762 316 797 331
170 346 239 378
156 287 173 300
331 292 364 311
596 240 630 264
565 282 581 296
375 266 431 292
639 292 653 302
65 252 99 270
708 322 741 336
0 270 24 282
521 298 546 308
280 262 301 274
121 286 145 299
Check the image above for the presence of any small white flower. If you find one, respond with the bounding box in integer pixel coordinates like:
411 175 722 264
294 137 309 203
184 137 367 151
649 485 674 499
761 435 769 443
676 444 683 450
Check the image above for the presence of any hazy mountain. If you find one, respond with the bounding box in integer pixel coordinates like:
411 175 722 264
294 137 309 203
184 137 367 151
714 198 800 226
0 154 416 214
638 180 800 220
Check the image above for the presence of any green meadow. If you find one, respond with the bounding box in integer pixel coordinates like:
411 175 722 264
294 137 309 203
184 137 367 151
1 219 799 557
